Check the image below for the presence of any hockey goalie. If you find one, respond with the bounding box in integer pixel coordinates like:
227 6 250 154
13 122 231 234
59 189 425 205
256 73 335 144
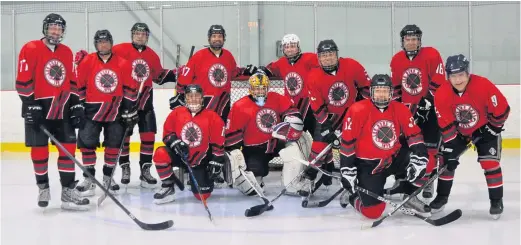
224 72 313 196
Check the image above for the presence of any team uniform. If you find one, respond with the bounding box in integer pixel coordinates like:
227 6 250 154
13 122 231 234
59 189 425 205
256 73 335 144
74 30 138 197
112 23 163 188
16 13 89 210
262 34 320 133
225 73 309 196
152 84 225 204
387 25 448 198
340 74 430 219
306 40 371 190
431 54 510 219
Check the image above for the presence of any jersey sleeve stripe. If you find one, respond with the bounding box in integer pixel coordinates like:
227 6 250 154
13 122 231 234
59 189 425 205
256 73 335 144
488 106 510 127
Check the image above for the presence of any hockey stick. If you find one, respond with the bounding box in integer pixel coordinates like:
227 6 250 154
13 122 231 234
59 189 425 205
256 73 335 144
302 187 343 208
362 137 481 229
41 125 173 230
238 167 274 216
178 155 214 222
245 143 333 217
189 45 195 60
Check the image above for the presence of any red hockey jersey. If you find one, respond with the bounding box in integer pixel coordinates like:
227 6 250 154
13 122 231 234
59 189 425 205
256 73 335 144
16 39 76 120
163 107 225 166
225 92 300 153
434 74 510 143
307 57 371 128
265 52 319 117
76 53 137 122
177 48 241 116
390 47 448 114
112 43 162 111
340 99 424 171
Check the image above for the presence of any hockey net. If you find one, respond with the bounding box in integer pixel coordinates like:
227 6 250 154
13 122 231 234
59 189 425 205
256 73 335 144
230 76 341 169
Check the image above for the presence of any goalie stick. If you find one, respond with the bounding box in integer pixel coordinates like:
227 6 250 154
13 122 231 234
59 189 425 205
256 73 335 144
238 167 274 216
41 125 173 231
245 143 333 217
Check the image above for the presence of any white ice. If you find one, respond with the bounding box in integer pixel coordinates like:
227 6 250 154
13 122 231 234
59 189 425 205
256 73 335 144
1 149 519 245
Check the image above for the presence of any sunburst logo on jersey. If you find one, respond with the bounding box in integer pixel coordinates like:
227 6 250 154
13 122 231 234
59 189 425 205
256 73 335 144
181 121 203 148
371 120 397 150
94 69 118 93
401 67 423 95
256 108 278 134
328 82 349 107
285 72 303 96
208 63 228 88
131 59 150 83
455 104 479 129
44 59 66 87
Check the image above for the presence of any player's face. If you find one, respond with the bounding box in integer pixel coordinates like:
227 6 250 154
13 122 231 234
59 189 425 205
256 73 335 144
403 35 420 51
372 86 391 102
448 72 470 92
46 24 64 41
318 51 338 67
96 40 112 54
185 92 203 112
283 43 299 57
209 34 224 48
252 86 267 98
132 31 148 46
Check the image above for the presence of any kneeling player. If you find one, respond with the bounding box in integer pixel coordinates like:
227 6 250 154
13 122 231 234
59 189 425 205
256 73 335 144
225 73 312 196
432 54 510 219
152 84 225 204
340 74 430 219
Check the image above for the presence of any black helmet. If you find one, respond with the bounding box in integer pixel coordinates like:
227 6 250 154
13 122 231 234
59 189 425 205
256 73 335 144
184 84 204 113
370 74 393 109
316 39 339 73
94 29 113 55
131 22 150 49
445 54 470 76
207 24 226 49
400 24 422 57
42 13 66 44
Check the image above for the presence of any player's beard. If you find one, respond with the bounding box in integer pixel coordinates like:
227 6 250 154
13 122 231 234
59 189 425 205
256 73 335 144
210 40 224 50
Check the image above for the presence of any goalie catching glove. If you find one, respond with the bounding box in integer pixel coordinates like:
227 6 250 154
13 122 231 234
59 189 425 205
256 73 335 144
271 116 304 142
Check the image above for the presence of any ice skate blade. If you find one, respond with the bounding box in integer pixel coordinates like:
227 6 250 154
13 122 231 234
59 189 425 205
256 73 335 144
491 214 502 220
61 202 90 211
77 190 95 197
140 181 157 189
430 205 445 214
154 196 175 205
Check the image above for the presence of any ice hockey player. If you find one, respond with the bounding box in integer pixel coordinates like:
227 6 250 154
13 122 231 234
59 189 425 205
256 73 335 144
173 24 257 122
431 54 510 219
386 24 448 198
74 30 139 197
152 84 225 204
111 23 163 188
339 74 431 218
259 34 320 133
305 39 371 193
16 13 89 210
225 73 311 196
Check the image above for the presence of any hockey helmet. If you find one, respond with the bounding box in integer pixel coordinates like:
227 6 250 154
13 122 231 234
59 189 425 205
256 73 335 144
94 30 113 55
248 72 270 106
281 34 301 62
42 13 66 45
400 24 422 57
131 22 150 49
208 24 226 49
370 74 393 109
445 54 469 76
184 84 204 113
317 39 339 72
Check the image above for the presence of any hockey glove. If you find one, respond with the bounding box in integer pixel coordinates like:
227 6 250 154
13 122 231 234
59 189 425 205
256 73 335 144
241 64 258 76
208 161 224 181
23 102 43 129
441 134 468 171
154 68 178 85
69 103 85 129
164 134 189 160
121 109 139 128
169 93 185 110
319 121 338 145
340 166 357 193
257 66 273 77
415 98 432 125
74 50 88 65
476 123 503 142
406 153 428 183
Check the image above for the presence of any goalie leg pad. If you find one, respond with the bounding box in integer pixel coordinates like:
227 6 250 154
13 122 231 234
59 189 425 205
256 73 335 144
235 168 264 196
226 149 264 195
279 137 312 196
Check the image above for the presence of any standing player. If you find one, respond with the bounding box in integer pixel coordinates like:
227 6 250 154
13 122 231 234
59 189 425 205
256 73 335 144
224 73 309 196
74 30 139 196
112 23 162 188
305 39 371 191
173 24 256 122
259 34 320 133
152 84 225 204
432 54 509 219
16 13 89 210
340 74 430 218
386 24 448 198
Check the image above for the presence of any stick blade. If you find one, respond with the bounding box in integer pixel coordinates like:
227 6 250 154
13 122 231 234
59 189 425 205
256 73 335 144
137 219 174 231
245 205 264 217
426 209 462 226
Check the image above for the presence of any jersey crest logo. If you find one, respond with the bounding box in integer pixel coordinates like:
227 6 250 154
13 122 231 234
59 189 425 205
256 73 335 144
401 67 423 95
94 69 118 94
181 121 203 148
285 72 303 96
44 59 66 87
455 104 479 129
256 108 278 134
371 120 398 150
131 59 150 83
208 63 228 88
328 81 349 107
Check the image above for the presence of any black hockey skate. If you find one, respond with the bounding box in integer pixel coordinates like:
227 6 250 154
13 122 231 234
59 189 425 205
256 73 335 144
139 163 157 188
154 183 175 205
490 199 503 220
37 183 50 208
403 194 431 217
120 162 131 185
61 181 90 211
422 181 434 198
103 175 120 194
429 195 448 213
